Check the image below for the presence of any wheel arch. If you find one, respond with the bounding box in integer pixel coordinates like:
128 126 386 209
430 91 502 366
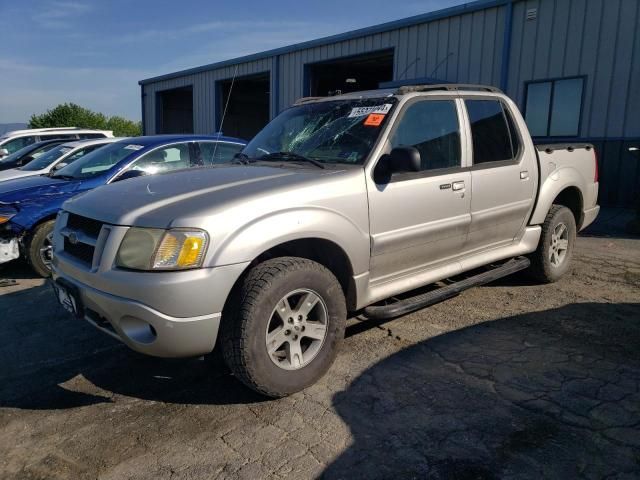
530 171 585 229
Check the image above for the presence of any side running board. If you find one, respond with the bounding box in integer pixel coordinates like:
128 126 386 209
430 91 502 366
363 256 531 321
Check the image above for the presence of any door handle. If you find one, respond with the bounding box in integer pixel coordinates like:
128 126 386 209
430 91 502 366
452 181 465 191
520 170 529 180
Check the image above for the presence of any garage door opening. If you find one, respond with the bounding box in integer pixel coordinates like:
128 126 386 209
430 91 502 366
306 49 394 97
217 72 270 141
156 86 193 134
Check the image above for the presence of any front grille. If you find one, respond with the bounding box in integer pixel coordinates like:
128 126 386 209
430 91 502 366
67 213 104 238
64 237 95 265
62 213 106 266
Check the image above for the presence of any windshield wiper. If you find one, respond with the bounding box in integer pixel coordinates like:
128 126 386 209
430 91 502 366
260 152 325 169
232 152 250 165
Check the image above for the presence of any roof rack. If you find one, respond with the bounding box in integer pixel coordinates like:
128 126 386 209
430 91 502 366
293 96 326 105
395 83 503 95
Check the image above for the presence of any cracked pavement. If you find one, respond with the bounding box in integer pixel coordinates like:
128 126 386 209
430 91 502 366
0 235 639 479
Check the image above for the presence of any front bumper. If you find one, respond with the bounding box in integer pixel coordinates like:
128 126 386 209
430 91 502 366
52 270 223 357
52 216 250 357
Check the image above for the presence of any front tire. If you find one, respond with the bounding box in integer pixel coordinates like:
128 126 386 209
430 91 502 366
27 220 55 278
528 205 576 283
221 257 346 397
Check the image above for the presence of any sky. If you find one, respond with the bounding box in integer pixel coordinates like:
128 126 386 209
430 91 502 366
0 0 467 123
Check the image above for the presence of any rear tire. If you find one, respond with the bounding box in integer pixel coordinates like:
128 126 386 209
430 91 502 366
528 205 576 283
27 220 55 278
221 257 346 398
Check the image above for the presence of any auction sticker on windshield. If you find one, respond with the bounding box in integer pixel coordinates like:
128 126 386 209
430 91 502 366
364 113 386 126
348 104 393 118
124 144 144 151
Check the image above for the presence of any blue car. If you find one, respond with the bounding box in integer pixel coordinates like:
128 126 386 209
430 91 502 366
0 134 246 276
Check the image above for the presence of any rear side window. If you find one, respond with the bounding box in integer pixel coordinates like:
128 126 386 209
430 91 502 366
390 100 461 171
198 141 244 165
465 100 518 165
78 133 107 139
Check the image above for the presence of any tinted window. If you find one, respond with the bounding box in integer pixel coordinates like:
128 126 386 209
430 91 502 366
525 77 584 137
77 133 107 139
198 141 244 165
20 145 74 171
466 100 514 164
52 142 138 179
42 134 77 140
2 136 36 154
390 100 461 171
130 143 191 174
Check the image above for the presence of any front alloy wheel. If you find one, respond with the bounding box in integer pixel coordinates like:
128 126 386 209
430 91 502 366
222 257 346 397
266 289 329 370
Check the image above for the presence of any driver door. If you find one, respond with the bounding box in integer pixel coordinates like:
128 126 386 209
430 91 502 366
366 98 471 283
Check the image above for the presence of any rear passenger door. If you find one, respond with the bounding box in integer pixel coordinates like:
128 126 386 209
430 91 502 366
464 98 536 252
367 98 471 281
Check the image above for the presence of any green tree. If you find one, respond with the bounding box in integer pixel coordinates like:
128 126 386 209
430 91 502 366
29 103 141 137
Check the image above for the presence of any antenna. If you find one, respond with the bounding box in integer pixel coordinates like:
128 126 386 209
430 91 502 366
397 56 420 80
429 52 454 78
213 64 238 161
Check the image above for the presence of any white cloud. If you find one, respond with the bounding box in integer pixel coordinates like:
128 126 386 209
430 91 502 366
32 0 92 29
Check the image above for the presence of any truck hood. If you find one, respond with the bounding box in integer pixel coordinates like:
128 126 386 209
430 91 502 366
63 165 349 227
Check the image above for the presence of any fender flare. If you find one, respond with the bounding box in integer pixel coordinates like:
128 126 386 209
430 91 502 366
207 206 370 275
529 167 585 225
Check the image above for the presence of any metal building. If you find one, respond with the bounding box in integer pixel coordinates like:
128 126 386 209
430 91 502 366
139 0 640 208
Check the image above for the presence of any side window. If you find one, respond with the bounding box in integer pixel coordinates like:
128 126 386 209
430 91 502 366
65 145 100 163
43 134 77 140
199 141 244 165
130 143 191 174
465 100 516 165
525 77 584 137
77 133 106 139
2 136 36 154
390 100 461 171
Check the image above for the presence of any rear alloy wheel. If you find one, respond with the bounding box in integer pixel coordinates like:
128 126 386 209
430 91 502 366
528 205 576 283
222 257 346 397
27 220 56 277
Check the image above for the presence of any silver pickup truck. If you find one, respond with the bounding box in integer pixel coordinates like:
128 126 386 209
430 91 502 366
52 84 599 397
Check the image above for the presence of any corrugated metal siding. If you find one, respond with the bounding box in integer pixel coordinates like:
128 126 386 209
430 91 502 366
507 0 640 139
142 0 640 139
143 58 271 134
142 7 506 133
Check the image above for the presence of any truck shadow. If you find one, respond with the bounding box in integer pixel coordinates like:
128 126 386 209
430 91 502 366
325 301 640 479
0 280 265 410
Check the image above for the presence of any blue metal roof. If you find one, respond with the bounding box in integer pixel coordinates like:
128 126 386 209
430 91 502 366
139 0 511 86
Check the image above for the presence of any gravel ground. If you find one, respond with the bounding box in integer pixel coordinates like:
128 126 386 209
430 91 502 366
0 235 638 479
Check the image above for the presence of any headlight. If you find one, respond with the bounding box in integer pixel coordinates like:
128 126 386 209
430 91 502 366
0 213 14 225
116 227 208 271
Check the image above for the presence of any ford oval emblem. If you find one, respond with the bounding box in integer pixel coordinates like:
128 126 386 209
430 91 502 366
68 232 79 245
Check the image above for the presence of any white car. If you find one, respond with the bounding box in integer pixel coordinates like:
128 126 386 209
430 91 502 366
0 127 114 159
0 138 122 182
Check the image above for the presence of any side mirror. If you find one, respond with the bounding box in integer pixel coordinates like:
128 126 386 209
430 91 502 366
0 148 9 158
113 169 147 182
374 147 421 183
53 162 68 171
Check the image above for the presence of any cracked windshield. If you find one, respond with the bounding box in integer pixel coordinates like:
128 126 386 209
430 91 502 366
242 98 397 165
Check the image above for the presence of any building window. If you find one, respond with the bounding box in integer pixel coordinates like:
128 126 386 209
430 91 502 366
525 77 584 137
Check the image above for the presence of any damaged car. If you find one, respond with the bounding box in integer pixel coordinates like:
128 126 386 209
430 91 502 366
0 134 246 276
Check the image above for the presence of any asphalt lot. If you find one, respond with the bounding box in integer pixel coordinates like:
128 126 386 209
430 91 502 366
1 234 639 479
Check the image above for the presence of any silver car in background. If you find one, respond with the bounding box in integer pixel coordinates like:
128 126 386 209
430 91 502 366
0 138 122 182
